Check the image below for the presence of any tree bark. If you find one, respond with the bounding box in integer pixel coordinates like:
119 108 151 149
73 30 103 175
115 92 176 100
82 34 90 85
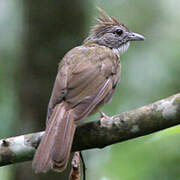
1 93 180 167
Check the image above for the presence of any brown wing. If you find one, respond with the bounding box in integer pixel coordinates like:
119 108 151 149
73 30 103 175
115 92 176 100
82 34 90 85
46 64 68 125
47 44 120 124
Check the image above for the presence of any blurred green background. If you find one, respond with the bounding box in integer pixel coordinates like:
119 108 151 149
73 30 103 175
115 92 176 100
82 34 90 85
0 0 180 180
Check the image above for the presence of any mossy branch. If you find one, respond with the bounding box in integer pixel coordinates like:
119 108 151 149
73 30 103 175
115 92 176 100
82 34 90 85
0 93 180 167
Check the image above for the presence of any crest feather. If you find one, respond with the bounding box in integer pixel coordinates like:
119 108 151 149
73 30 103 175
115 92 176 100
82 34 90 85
96 7 121 26
84 7 129 43
89 7 127 37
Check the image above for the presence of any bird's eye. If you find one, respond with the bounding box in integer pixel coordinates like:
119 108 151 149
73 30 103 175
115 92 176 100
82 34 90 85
115 29 123 36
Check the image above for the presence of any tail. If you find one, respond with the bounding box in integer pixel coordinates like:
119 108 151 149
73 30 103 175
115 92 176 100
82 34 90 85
32 103 76 173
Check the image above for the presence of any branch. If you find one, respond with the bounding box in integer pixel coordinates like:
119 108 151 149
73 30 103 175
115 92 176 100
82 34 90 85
0 93 180 167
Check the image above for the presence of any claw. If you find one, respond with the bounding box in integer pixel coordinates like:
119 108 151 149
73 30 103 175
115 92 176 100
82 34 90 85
99 111 113 127
100 111 110 119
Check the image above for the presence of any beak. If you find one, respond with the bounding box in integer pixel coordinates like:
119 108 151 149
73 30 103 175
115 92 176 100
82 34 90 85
128 32 145 41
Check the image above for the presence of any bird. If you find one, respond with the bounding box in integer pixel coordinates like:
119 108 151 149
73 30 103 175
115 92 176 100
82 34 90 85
32 7 145 173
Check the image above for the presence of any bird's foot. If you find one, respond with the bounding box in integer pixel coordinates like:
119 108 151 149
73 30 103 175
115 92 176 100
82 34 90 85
100 111 110 119
99 111 113 127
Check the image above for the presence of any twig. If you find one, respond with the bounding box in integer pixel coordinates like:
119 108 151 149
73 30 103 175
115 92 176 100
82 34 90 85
80 151 86 180
69 152 81 180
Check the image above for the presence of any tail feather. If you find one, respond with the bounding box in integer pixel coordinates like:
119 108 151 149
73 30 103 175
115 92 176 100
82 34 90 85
32 103 76 173
52 110 76 172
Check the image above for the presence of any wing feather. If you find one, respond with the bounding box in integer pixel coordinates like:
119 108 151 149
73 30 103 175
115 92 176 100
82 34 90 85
46 45 120 124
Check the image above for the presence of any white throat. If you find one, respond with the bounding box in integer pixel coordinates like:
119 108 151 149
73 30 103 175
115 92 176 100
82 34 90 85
113 41 130 58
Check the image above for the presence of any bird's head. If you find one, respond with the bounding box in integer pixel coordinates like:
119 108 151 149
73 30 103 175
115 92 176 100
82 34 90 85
84 7 145 55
